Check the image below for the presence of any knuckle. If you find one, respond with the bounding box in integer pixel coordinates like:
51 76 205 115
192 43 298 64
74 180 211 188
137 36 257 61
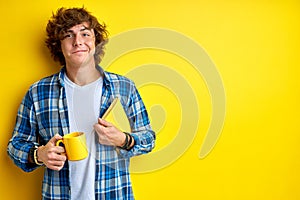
48 154 56 160
62 156 67 161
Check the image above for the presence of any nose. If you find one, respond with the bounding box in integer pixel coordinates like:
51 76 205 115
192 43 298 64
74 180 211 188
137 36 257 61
73 34 83 47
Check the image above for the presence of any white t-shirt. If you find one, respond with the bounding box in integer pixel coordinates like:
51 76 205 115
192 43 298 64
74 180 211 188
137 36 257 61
64 75 103 200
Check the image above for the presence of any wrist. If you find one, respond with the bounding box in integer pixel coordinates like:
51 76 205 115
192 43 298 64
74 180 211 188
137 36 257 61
36 146 44 164
119 132 128 147
119 132 135 151
29 145 43 166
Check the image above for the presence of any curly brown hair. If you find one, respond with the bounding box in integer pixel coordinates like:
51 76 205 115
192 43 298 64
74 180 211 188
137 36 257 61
45 7 108 66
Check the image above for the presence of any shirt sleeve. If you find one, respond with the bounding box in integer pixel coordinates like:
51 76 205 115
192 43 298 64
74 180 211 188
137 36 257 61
118 82 156 158
7 90 40 172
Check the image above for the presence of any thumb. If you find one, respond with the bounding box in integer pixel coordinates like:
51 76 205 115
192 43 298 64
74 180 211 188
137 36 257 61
48 134 63 146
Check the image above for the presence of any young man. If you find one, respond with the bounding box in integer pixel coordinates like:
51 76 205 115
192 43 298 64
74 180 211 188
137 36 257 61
7 7 155 200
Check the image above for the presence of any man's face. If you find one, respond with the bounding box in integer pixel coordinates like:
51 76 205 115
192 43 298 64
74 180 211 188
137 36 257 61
60 22 96 67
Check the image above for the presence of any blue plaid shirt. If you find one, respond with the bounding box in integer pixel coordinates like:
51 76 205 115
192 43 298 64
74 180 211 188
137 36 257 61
7 66 155 200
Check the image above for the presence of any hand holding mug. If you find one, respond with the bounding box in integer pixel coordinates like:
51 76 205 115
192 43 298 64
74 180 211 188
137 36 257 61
55 132 88 161
37 134 67 171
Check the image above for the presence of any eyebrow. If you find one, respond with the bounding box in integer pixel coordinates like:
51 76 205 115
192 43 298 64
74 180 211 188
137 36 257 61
65 26 91 33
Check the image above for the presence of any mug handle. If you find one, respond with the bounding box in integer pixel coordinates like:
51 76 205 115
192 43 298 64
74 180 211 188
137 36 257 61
56 139 63 147
55 139 67 157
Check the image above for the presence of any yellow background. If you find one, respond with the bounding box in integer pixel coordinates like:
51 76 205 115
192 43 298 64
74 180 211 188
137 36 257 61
1 0 299 199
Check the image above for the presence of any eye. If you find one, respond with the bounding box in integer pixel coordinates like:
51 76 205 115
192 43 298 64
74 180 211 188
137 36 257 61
82 33 90 37
63 34 73 39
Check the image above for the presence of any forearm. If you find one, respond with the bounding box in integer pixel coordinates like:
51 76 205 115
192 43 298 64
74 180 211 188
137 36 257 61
7 90 42 171
7 137 40 172
118 128 155 158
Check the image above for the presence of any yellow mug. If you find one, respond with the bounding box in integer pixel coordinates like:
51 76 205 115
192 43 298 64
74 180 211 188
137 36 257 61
56 132 88 161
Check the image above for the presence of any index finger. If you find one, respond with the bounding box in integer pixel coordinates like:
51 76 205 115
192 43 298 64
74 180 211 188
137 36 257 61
98 118 112 127
53 145 65 154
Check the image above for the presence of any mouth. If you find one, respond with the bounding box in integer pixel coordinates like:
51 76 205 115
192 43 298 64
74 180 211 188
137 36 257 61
72 50 88 54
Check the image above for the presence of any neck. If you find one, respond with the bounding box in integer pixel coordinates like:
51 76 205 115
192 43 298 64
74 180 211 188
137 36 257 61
65 61 101 86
